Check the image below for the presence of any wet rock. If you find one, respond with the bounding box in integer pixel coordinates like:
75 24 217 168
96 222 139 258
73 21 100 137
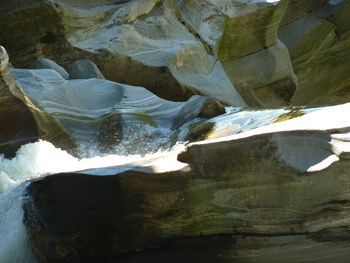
69 59 105 79
35 58 69 79
10 65 226 154
23 103 350 262
172 95 226 129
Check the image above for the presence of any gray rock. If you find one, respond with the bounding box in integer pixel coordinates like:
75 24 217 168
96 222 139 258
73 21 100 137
34 58 69 79
69 59 105 79
10 67 225 155
172 95 226 129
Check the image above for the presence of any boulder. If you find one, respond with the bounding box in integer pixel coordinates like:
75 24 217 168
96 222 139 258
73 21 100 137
69 59 105 79
35 58 69 79
23 103 350 262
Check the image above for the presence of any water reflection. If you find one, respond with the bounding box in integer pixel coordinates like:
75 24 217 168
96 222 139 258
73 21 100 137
177 106 325 142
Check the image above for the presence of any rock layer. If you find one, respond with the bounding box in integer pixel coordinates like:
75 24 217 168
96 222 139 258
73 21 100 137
9 61 225 154
1 0 350 106
23 103 350 262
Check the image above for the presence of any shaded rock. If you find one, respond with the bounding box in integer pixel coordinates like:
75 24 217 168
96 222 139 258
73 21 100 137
0 46 38 157
279 0 350 105
23 103 350 262
69 59 105 79
35 58 69 79
172 95 226 129
222 40 297 106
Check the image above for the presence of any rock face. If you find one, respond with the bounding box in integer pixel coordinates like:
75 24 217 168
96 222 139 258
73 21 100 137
9 58 225 154
23 103 350 262
279 0 350 105
0 46 38 157
2 0 349 106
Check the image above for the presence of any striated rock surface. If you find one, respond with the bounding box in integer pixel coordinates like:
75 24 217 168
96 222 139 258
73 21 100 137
9 62 225 154
1 0 350 106
23 103 350 262
279 0 350 105
69 59 105 80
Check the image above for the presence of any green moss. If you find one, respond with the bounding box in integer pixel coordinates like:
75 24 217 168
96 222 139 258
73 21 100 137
186 121 216 142
274 110 305 123
132 113 158 127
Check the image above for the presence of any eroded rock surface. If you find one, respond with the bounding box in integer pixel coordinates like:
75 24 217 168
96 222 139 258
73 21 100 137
1 0 349 106
9 61 225 154
23 103 350 262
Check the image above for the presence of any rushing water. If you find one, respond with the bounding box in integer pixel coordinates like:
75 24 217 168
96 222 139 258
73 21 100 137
0 122 180 262
0 106 334 262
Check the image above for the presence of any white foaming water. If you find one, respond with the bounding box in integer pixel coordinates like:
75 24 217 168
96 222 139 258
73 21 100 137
0 128 184 262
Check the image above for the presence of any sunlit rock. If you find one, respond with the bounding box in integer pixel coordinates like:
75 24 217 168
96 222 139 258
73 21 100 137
1 0 350 106
9 65 226 155
23 103 350 262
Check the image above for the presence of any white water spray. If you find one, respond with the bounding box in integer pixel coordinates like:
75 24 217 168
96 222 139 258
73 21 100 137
0 123 184 263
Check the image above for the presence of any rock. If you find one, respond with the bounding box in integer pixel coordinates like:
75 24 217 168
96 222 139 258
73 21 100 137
222 40 297 106
2 0 350 106
35 58 69 79
45 0 247 106
172 95 226 129
279 0 350 105
9 66 226 154
0 46 38 157
0 0 190 103
23 103 350 262
69 59 105 79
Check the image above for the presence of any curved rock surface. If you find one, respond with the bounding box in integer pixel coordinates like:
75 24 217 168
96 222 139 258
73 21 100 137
1 0 349 106
23 103 350 262
9 60 225 155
